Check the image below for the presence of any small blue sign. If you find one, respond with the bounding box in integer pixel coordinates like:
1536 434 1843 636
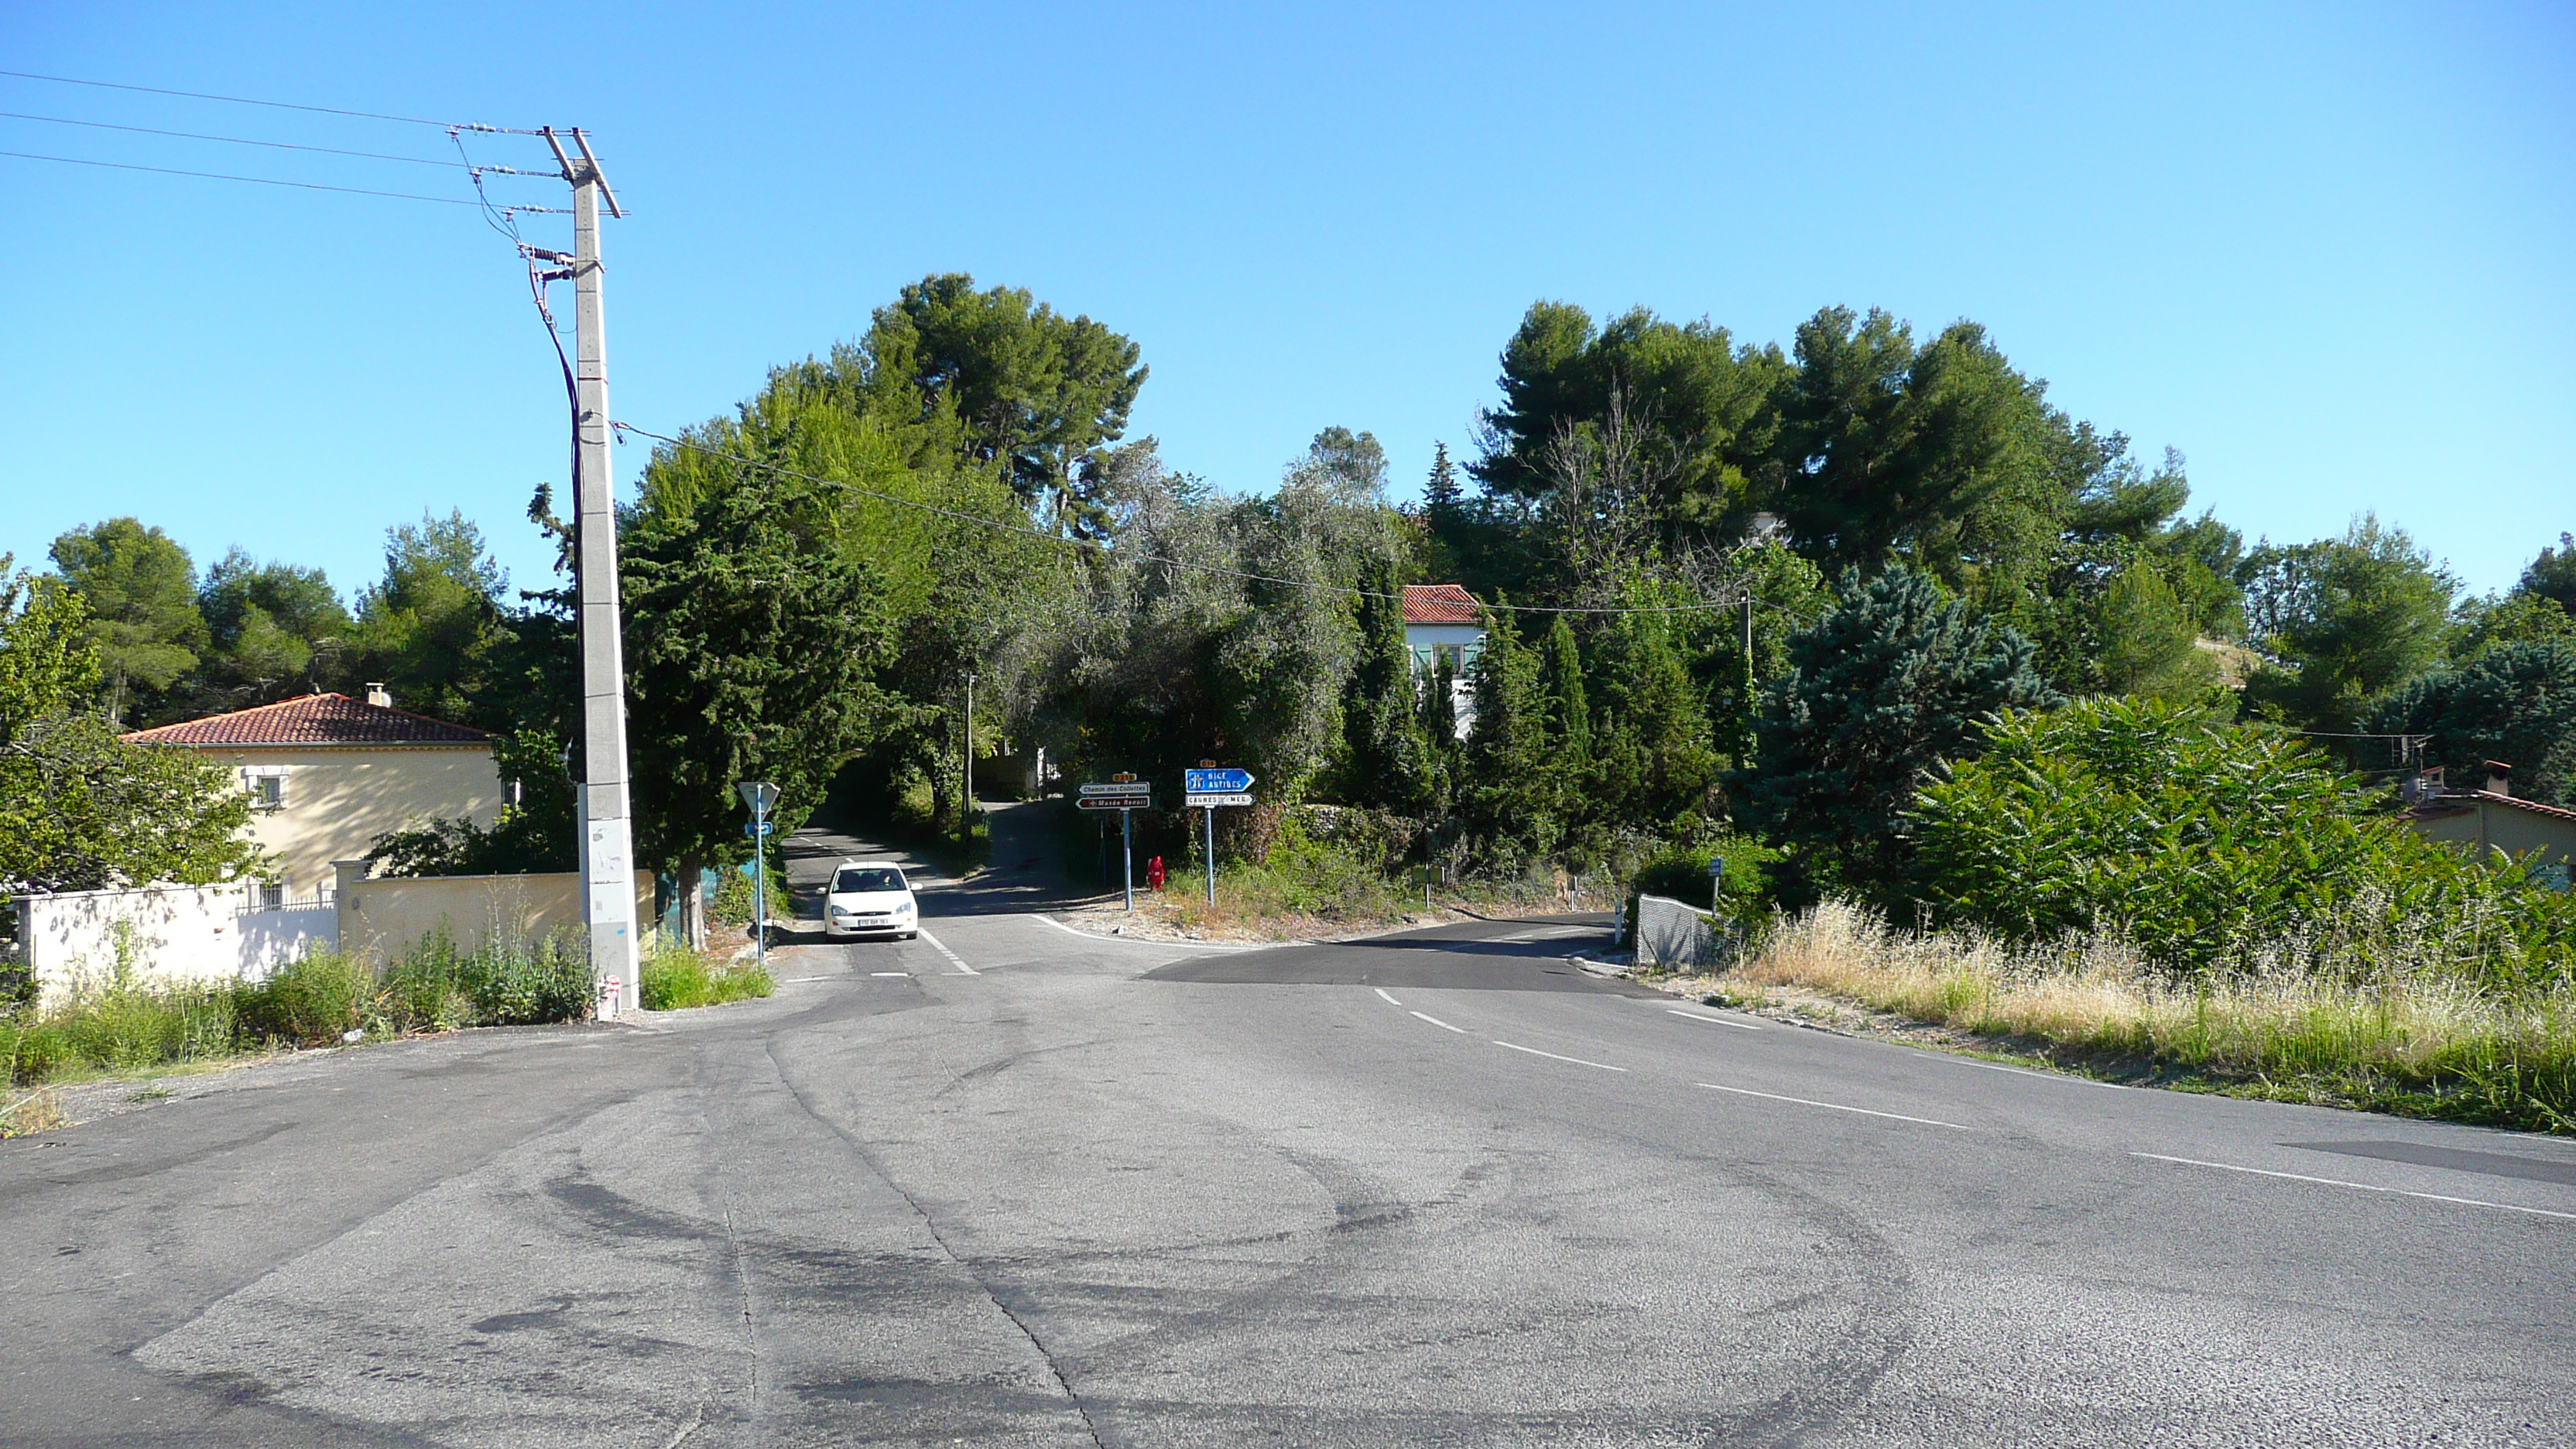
742 819 773 837
1185 767 1255 793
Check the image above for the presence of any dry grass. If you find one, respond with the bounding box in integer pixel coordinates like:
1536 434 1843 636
0 1088 65 1138
1708 901 2576 1133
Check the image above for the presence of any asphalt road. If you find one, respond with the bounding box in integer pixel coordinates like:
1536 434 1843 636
7 858 2575 1446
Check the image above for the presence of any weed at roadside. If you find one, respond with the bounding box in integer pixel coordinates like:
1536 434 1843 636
639 937 774 1011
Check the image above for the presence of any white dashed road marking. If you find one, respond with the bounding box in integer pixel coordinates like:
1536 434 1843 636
1411 1011 1467 1033
1699 1081 1971 1130
870 971 909 978
916 927 978 975
1494 1041 1628 1072
1374 988 1403 1006
2131 1153 2576 1221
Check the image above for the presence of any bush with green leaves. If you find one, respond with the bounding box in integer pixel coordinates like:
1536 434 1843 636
1909 697 2576 979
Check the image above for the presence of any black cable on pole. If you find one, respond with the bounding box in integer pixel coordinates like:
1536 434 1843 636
0 110 475 166
0 69 540 133
0 148 574 207
611 422 1779 618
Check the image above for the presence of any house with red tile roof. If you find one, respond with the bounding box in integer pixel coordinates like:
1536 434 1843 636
123 688 504 906
1403 584 1486 739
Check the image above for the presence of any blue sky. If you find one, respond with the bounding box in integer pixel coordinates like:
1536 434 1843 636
2 2 2569 600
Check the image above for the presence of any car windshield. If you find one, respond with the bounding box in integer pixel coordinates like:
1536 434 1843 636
833 867 906 894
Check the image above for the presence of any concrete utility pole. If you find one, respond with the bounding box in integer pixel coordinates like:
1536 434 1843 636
961 672 977 852
547 127 638 1019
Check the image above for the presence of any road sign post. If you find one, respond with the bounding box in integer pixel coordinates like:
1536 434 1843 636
737 781 779 973
1181 766 1256 908
1081 776 1149 912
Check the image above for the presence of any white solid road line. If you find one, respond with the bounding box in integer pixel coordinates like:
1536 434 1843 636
1026 913 1266 950
2130 1152 2576 1222
1374 988 1403 1006
1667 1009 1762 1032
1412 1011 1468 1033
915 927 978 975
1699 1081 1971 1130
1495 1040 1629 1072
779 975 834 984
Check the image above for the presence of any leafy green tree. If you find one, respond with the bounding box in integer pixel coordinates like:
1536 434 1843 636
865 272 1146 536
49 518 206 724
2521 533 2576 615
1338 555 1428 814
624 470 899 943
1913 697 2576 976
2447 590 2575 664
2240 515 2455 730
1732 567 2060 898
2369 641 2576 807
1762 307 2087 599
2092 558 2216 698
351 511 511 725
193 549 355 709
0 560 255 894
1472 300 1786 537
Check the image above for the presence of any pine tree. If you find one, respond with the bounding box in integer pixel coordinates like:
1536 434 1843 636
1733 567 2060 899
1341 556 1429 813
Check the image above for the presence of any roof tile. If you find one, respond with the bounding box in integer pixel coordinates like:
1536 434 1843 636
122 694 489 747
1402 583 1483 626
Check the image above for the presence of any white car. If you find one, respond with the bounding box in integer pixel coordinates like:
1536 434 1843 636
824 860 919 940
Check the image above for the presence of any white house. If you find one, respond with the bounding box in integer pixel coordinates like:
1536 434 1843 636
122 689 505 907
1403 584 1485 739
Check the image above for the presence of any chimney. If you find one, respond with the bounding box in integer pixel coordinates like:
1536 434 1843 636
365 682 392 708
2484 760 2512 798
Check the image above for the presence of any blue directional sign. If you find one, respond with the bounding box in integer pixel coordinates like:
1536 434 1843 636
1185 767 1255 793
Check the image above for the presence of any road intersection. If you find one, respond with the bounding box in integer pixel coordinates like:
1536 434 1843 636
5 820 2573 1447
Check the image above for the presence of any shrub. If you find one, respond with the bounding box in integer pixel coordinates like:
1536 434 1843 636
1910 697 2576 979
1625 835 1779 942
236 951 372 1046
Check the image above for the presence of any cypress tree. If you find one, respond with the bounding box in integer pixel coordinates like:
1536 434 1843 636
1461 605 1552 864
1341 556 1429 813
1536 615 1594 835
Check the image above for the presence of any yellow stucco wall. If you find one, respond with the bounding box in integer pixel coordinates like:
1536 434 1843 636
335 871 656 964
191 745 503 903
2409 801 2576 870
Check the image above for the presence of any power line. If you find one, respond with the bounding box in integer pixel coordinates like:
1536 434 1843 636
612 422 1773 617
0 108 490 167
0 149 566 209
0 68 537 133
